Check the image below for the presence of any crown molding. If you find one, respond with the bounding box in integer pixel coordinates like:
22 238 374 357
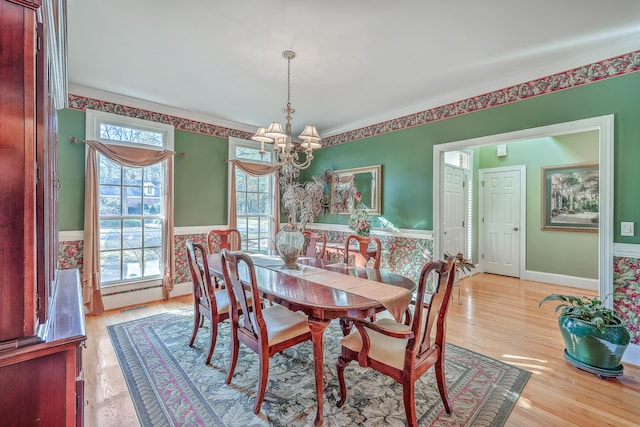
68 83 257 134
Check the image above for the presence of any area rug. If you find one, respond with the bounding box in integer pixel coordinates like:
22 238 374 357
108 311 529 426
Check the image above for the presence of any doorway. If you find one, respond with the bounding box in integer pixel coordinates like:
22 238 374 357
433 115 614 300
443 164 468 258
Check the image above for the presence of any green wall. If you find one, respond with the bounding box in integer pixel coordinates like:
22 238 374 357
58 109 86 231
478 132 599 279
58 71 640 246
57 109 229 230
306 71 640 245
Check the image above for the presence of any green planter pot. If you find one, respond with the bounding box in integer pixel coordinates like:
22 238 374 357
558 315 630 370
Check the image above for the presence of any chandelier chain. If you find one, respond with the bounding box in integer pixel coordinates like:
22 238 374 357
252 50 320 170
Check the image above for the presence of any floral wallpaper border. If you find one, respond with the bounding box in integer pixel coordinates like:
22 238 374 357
322 50 640 146
67 95 254 140
68 51 640 146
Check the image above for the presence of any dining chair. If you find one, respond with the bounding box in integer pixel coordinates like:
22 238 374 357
220 249 312 414
207 228 241 254
335 256 457 426
207 228 241 288
185 239 234 365
343 234 382 269
302 231 327 258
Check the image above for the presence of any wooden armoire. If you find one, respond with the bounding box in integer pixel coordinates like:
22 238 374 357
0 0 86 425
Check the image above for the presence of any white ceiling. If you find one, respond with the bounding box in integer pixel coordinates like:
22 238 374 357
67 0 640 138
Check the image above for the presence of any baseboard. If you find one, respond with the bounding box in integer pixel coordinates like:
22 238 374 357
523 270 598 291
623 342 640 367
102 281 192 311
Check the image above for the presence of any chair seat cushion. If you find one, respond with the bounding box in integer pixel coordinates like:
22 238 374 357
340 318 411 370
261 304 310 346
213 290 231 314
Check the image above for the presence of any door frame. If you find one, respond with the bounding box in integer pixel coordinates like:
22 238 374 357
433 114 614 304
478 165 527 277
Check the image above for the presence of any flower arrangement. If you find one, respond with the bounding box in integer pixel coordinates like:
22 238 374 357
348 192 371 237
280 164 331 230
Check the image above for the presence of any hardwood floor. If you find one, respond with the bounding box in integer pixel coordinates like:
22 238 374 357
83 274 640 426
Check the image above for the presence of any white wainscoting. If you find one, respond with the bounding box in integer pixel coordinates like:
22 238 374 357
302 223 434 240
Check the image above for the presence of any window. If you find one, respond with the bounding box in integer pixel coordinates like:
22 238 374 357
444 150 470 169
229 138 276 254
87 110 173 286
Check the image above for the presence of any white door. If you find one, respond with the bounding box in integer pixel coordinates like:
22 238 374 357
481 167 523 277
443 165 466 257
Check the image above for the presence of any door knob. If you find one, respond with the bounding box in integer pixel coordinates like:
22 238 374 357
513 227 519 231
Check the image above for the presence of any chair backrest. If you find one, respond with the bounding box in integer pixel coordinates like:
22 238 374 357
343 235 382 269
186 239 214 309
207 229 241 254
302 231 327 258
220 249 266 343
411 257 456 359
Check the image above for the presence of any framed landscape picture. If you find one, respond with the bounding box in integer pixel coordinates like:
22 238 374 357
542 162 599 232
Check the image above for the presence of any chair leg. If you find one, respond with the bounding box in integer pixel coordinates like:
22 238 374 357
205 320 218 365
225 327 239 385
336 355 351 407
402 381 418 427
189 309 201 347
253 351 270 414
435 355 452 414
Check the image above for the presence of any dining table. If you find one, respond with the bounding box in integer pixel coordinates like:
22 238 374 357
206 253 416 426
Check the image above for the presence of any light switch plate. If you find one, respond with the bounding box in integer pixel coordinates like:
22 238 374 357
497 144 507 157
621 222 634 236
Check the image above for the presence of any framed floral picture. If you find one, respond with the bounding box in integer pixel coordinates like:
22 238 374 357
542 162 599 232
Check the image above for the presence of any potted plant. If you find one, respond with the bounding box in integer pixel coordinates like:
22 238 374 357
539 294 630 377
444 252 475 276
443 252 475 304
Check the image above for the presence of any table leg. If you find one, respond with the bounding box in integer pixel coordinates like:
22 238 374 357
308 317 330 427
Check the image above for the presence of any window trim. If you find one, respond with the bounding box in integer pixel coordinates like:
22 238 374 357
86 110 174 288
86 109 174 150
228 137 276 253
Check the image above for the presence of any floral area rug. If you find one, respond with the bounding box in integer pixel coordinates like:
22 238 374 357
108 311 529 426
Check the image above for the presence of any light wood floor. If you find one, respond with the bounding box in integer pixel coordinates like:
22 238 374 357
83 274 640 426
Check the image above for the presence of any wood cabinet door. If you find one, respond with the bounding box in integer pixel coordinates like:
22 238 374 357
0 0 38 343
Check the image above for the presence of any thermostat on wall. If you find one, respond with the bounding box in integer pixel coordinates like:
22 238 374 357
497 144 507 157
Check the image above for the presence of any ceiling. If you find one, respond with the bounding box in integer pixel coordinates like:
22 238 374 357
67 1 640 138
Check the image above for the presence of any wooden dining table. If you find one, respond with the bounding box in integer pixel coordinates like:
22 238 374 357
206 253 415 426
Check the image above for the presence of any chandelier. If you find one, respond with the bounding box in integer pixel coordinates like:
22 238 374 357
251 50 321 169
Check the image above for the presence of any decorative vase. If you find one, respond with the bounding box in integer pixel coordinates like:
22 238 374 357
275 227 305 269
558 315 630 370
